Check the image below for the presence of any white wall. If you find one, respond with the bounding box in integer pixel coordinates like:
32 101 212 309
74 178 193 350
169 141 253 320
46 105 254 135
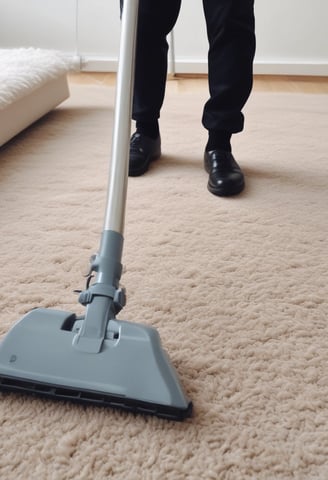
0 0 78 51
254 0 328 75
0 0 327 76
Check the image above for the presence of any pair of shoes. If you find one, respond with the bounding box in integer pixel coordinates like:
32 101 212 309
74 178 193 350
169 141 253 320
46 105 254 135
204 150 245 197
129 132 161 177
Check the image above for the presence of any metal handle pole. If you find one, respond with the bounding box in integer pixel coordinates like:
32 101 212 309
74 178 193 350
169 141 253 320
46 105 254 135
104 0 139 234
169 29 176 77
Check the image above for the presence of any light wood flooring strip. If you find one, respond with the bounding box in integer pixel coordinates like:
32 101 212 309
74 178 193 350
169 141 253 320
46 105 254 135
68 72 328 94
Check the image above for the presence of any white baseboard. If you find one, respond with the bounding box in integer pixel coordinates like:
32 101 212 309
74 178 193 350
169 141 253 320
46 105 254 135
80 56 328 77
254 62 328 76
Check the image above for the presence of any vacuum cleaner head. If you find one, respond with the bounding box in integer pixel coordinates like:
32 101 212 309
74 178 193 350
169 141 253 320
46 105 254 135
0 308 192 421
0 1 193 421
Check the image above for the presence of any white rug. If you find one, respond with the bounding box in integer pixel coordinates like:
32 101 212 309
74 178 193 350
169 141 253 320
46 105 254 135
0 48 73 146
0 82 327 479
0 48 73 108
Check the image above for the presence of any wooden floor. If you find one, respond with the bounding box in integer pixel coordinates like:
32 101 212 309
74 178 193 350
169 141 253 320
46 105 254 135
68 72 328 94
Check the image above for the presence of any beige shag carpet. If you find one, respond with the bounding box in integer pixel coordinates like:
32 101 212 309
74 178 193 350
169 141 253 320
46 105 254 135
0 82 327 480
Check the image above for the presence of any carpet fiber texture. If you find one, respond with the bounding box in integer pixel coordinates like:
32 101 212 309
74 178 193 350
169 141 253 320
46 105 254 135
0 83 327 479
0 48 73 108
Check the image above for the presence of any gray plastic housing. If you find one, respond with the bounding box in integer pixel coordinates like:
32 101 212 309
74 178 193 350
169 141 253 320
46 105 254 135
0 308 191 416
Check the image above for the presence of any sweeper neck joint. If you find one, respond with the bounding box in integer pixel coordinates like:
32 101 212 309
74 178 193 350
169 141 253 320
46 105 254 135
78 284 126 314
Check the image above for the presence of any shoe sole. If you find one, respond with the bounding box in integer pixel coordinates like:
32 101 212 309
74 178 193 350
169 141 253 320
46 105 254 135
207 179 245 197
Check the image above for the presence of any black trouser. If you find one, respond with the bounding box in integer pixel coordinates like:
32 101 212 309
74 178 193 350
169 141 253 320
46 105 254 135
121 0 256 134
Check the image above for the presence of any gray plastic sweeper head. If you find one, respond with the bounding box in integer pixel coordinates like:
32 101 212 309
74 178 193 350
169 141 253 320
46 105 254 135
0 308 192 421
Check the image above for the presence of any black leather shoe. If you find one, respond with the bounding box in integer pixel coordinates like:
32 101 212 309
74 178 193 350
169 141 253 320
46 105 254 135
129 132 161 176
204 149 245 197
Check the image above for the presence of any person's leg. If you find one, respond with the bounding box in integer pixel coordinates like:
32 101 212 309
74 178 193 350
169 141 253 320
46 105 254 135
120 0 181 175
202 0 255 146
202 0 256 196
130 0 181 127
